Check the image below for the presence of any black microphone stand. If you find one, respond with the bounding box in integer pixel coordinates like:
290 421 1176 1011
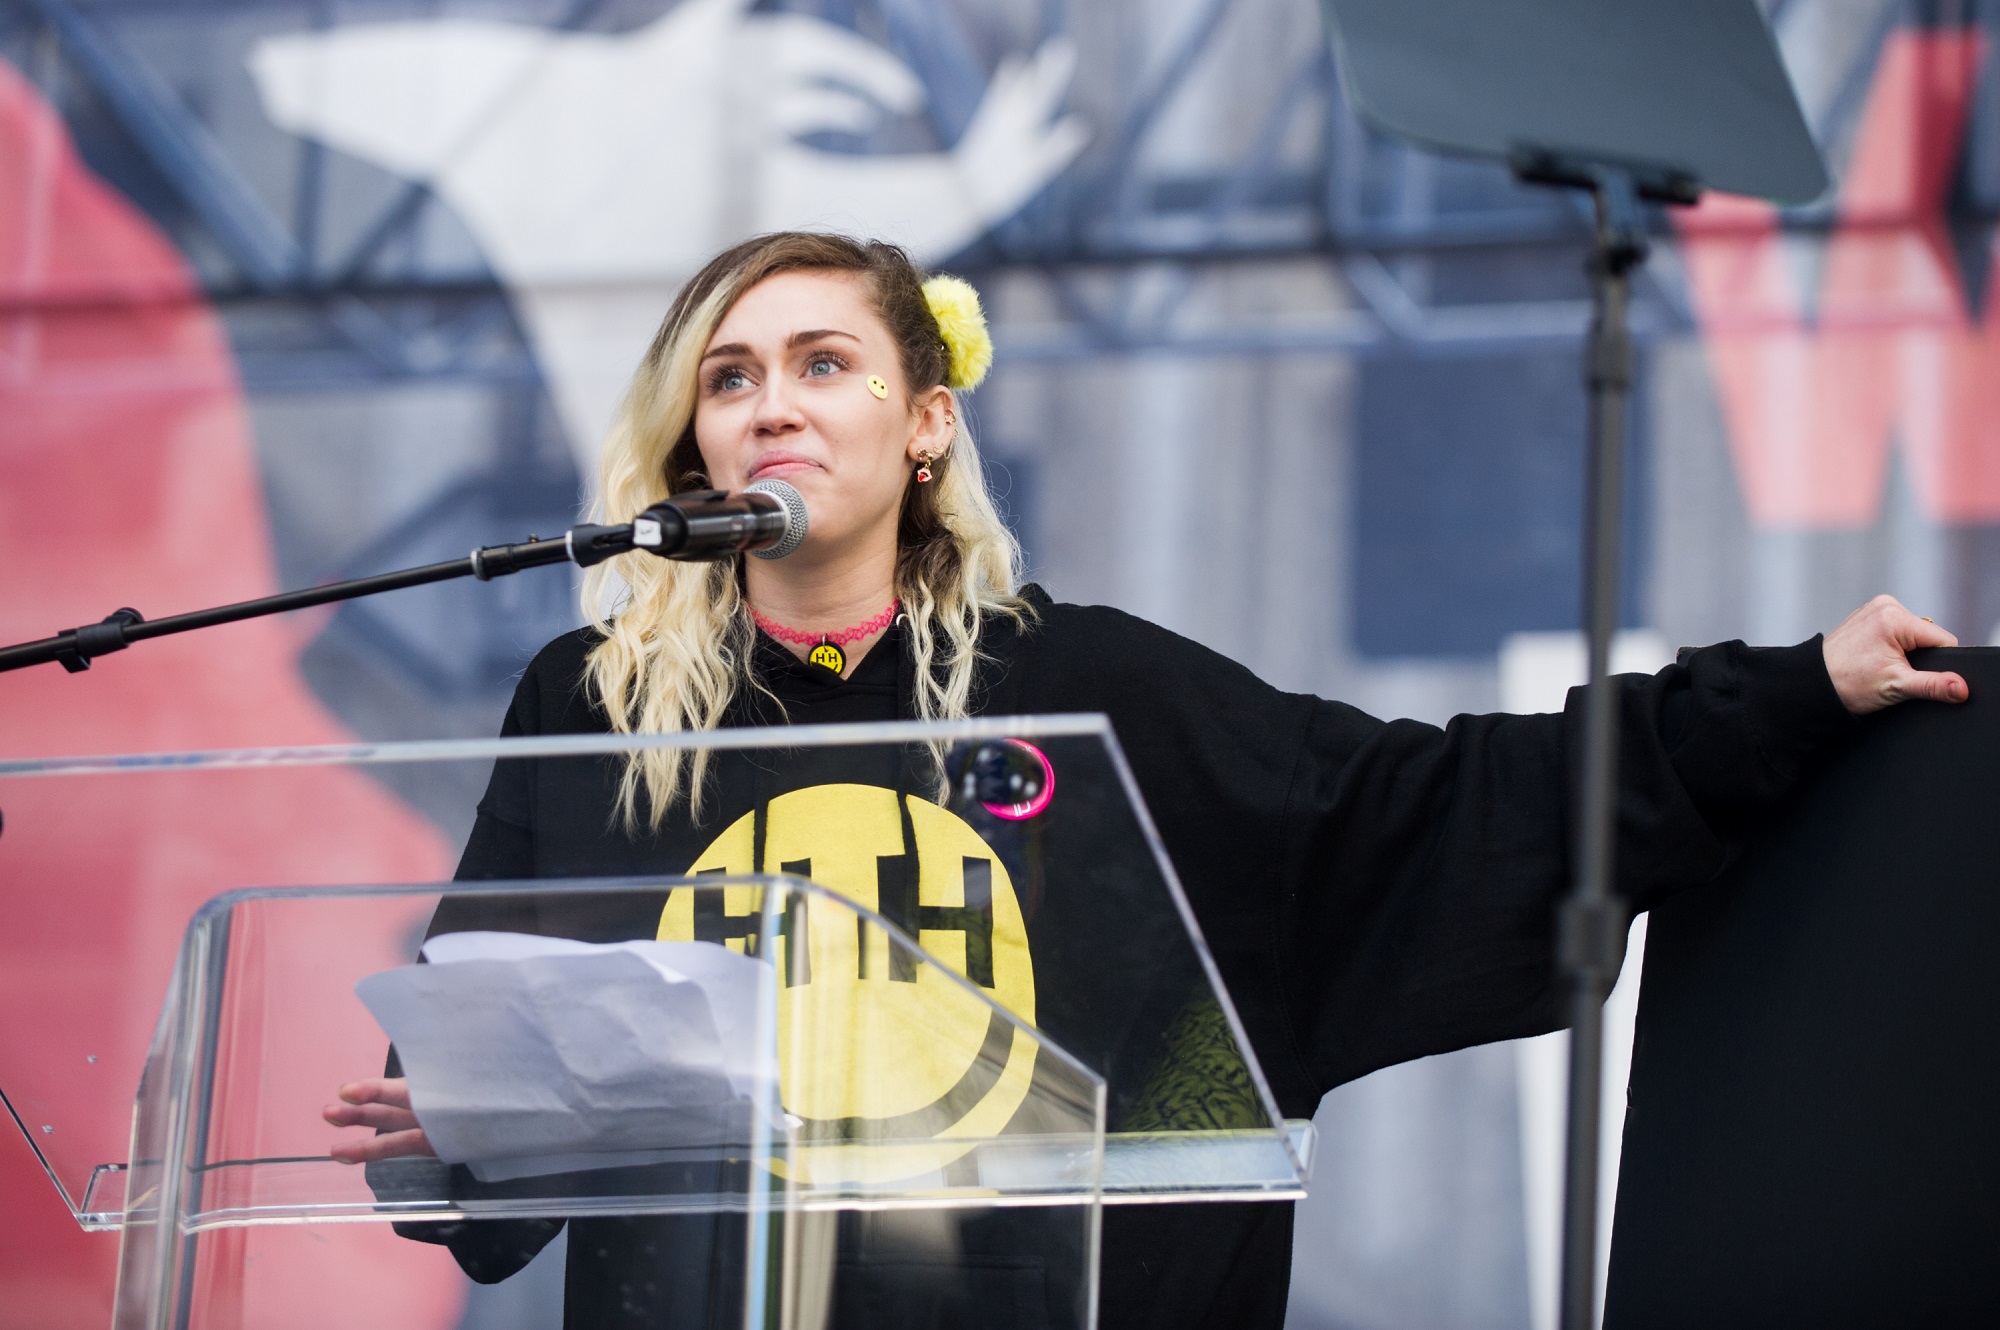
1317 1 1822 1319
0 523 635 676
1509 150 1698 1330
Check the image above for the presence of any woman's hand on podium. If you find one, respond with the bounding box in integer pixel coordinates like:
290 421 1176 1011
1825 595 1970 715
324 1077 437 1164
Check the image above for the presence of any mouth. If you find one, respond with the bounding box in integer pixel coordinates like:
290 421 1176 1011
746 454 820 483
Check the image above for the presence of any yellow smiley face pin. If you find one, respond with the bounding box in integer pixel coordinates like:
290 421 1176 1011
867 375 889 399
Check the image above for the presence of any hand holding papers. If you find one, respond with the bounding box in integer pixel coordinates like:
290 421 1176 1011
350 932 775 1183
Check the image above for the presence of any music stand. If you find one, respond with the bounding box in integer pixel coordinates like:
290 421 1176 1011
1316 3 1827 1327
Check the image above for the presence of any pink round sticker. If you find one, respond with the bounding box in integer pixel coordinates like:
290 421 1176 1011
982 740 1055 820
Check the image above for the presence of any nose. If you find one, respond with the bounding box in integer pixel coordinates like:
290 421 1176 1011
750 379 806 436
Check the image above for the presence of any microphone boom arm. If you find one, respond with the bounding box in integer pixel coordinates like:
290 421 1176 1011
0 529 608 676
0 482 802 678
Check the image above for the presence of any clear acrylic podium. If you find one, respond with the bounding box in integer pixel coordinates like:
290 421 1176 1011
0 717 1311 1329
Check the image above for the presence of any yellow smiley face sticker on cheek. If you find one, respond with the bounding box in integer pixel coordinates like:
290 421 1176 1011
867 375 889 399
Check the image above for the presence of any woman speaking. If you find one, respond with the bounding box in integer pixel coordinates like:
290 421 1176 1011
327 231 1965 1330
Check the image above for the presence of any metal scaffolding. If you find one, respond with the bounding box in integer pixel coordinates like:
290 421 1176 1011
1 0 1691 384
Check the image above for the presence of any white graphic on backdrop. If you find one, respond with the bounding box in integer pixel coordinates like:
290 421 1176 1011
249 0 1086 470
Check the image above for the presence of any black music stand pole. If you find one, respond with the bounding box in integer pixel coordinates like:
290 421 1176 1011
1510 158 1675 1330
1317 2 1828 1324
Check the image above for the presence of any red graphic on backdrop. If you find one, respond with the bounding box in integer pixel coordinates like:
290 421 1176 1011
0 60 462 1329
1678 29 2000 529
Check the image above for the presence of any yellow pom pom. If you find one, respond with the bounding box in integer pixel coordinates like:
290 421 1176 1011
922 273 994 391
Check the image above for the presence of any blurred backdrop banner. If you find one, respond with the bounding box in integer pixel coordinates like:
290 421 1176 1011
2 3 1994 1329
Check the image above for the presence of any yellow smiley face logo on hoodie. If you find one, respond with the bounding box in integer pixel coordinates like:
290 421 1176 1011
660 783 1035 1180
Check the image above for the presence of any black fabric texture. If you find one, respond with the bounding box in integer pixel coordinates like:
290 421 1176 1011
1605 646 2000 1328
395 587 1857 1330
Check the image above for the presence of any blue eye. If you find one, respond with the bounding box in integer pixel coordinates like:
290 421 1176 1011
807 356 841 377
714 369 748 392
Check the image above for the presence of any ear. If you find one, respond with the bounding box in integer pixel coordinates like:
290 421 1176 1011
906 386 956 463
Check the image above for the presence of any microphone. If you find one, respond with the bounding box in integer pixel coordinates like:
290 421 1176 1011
741 479 810 561
563 479 807 568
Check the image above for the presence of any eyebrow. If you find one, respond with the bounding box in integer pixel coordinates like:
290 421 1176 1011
701 329 861 361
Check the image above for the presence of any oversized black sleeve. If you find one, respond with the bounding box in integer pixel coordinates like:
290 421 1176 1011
1011 605 1858 1112
386 656 564 1281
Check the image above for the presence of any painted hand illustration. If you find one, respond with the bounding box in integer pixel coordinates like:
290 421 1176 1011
249 0 1086 460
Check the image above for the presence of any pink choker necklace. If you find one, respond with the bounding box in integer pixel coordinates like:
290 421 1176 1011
751 599 900 674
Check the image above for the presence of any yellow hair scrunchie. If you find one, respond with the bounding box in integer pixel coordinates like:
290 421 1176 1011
922 273 994 392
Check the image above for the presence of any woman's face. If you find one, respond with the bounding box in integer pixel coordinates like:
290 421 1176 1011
692 269 948 561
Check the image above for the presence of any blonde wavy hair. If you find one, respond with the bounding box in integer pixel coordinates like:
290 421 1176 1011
581 233 1030 830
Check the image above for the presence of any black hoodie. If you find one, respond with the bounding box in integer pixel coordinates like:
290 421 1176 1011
398 586 1855 1330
